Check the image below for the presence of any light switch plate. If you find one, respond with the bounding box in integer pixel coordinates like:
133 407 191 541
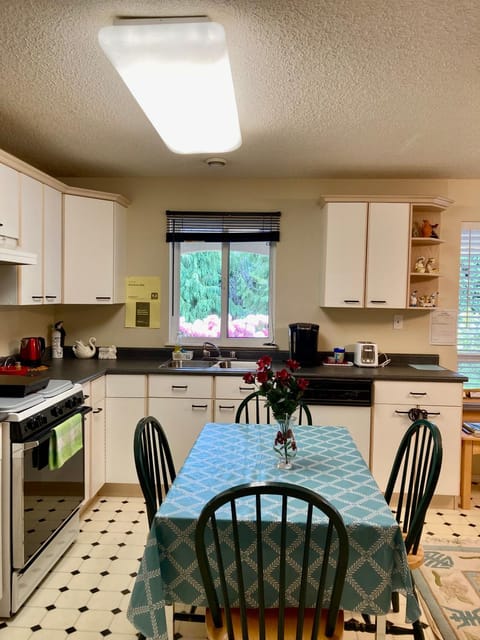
393 314 403 329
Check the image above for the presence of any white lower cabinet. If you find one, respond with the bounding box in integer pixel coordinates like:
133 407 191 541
214 376 258 423
371 381 463 497
90 377 106 497
83 376 107 502
148 375 213 473
307 405 371 466
105 375 147 484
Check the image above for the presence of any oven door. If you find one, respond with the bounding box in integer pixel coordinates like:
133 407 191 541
11 409 86 570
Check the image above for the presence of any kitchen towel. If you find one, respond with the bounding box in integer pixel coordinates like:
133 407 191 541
49 413 83 470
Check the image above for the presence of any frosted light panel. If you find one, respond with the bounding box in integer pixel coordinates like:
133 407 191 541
98 20 242 154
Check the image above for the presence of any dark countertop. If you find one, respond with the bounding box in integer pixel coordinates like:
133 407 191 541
44 351 468 386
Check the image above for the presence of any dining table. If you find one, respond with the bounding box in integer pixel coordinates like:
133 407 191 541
127 422 421 640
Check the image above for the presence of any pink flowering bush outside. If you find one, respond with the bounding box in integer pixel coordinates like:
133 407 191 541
178 314 269 338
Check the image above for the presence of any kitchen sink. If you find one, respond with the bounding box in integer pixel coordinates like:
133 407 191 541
158 360 216 370
210 360 258 371
158 359 259 372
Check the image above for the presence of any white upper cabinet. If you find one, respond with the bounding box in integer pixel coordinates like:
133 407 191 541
319 201 368 307
0 163 20 241
365 202 410 308
0 177 62 305
43 185 62 304
319 199 410 309
18 174 43 304
63 194 127 304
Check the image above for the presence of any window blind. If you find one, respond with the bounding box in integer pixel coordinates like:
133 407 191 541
165 211 281 242
458 223 480 386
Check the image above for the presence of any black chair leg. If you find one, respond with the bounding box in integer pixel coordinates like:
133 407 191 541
392 590 400 612
412 619 425 640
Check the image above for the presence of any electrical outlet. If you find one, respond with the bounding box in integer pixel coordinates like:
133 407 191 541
393 314 403 330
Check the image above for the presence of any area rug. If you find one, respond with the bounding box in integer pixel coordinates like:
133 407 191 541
414 539 480 639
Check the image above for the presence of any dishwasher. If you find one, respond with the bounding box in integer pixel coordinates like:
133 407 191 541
302 378 372 465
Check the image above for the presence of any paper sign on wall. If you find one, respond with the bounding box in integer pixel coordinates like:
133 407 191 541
125 277 160 328
429 308 457 345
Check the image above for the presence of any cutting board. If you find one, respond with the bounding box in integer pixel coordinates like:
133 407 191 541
0 375 50 397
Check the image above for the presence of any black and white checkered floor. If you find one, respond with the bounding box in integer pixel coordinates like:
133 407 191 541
1 485 479 639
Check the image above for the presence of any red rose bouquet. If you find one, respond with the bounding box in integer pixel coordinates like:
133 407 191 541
243 356 309 421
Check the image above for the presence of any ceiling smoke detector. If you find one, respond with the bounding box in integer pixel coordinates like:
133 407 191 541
205 157 227 168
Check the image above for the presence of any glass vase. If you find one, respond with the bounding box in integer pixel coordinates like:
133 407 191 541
273 416 297 469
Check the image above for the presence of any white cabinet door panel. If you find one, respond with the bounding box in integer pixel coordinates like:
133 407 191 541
105 397 146 484
0 164 20 240
19 175 43 304
319 202 368 307
148 397 212 473
43 185 62 304
365 203 410 308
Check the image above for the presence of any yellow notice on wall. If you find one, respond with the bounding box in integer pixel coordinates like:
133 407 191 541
125 277 160 328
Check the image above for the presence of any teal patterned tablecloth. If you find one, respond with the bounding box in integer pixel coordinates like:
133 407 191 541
127 423 421 639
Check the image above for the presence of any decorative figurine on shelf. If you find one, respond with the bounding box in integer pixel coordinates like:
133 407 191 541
421 220 439 238
412 221 420 237
417 295 427 307
429 291 439 307
425 257 437 273
410 290 418 307
414 256 426 273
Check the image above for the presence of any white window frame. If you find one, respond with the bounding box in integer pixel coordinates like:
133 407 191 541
169 241 276 347
457 221 480 387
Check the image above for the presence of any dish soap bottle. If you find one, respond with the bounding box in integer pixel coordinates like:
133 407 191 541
174 331 183 353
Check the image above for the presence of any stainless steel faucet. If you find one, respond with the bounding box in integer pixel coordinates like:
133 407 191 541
202 341 221 358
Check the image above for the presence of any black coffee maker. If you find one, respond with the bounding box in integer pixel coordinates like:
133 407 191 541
288 323 319 367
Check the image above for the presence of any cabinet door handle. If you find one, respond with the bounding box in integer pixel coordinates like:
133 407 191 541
192 404 208 410
95 296 111 301
171 385 188 390
92 408 103 414
409 392 427 396
344 299 361 304
218 404 235 410
31 296 43 301
45 295 57 300
369 300 387 304
239 385 256 392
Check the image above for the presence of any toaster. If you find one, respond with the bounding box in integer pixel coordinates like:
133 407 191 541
354 341 379 367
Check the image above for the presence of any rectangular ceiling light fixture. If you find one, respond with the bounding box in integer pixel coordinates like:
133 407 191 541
98 17 242 154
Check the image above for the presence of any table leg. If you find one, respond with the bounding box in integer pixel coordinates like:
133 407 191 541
461 439 474 509
375 615 386 640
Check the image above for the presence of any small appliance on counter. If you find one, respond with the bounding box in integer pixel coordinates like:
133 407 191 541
353 341 379 367
19 336 45 367
288 323 319 367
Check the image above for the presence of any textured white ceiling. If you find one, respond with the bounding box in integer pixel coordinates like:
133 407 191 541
1 0 480 179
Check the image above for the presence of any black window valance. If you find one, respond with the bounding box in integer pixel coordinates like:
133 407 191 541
166 211 281 242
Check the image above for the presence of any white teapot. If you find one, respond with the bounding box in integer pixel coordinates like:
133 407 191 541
72 337 97 359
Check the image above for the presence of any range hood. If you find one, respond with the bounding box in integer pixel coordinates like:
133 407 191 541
0 247 37 265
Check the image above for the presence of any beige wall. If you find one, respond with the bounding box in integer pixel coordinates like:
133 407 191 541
1 175 478 371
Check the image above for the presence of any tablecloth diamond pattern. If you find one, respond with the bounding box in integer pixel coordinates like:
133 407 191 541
128 423 420 639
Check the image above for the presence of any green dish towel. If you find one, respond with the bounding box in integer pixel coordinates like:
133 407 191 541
49 413 83 470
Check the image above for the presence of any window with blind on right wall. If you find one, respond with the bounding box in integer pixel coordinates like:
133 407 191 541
458 222 480 387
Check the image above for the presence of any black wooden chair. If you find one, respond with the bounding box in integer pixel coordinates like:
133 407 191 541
134 416 205 629
133 416 176 527
353 419 443 639
386 418 443 597
235 391 313 425
195 481 349 640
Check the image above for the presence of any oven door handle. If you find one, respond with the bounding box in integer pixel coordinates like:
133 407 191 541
14 430 51 453
13 406 92 453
